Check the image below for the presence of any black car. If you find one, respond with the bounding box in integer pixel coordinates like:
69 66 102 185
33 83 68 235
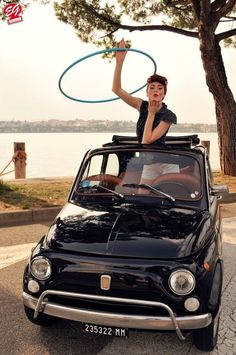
23 135 228 351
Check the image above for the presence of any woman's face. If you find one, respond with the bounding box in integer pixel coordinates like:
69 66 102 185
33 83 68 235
146 81 166 102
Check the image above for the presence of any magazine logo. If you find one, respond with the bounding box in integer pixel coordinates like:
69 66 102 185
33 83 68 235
3 2 23 24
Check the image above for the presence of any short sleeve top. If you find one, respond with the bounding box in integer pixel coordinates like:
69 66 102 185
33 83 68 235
136 101 177 145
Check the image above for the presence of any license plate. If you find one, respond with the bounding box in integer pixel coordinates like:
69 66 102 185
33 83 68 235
82 323 128 337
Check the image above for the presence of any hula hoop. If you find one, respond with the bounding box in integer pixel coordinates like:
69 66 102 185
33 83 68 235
58 48 157 103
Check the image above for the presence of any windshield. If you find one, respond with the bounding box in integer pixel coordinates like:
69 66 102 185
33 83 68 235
72 149 202 202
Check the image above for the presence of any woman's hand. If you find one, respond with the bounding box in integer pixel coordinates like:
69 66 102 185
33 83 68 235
148 100 161 115
115 38 128 64
142 102 170 144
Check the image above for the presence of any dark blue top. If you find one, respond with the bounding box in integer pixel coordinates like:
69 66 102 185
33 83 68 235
136 101 177 145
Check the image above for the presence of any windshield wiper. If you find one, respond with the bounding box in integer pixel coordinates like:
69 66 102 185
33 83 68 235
122 183 175 204
77 184 124 199
94 184 124 199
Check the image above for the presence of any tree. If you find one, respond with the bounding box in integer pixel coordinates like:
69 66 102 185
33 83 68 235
2 1 235 173
53 0 236 175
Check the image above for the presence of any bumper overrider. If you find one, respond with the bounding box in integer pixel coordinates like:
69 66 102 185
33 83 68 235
23 290 212 340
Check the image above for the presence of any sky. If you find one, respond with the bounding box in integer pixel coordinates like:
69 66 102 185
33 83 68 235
0 2 235 124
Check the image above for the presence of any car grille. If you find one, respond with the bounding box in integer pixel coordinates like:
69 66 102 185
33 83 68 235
49 294 172 317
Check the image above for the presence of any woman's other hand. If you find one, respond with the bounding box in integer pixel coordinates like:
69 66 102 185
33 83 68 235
148 100 161 115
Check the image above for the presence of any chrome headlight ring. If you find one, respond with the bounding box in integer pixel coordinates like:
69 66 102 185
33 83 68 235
168 269 196 296
30 256 52 281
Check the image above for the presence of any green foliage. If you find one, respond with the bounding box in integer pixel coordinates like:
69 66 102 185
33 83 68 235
119 0 196 29
54 0 122 48
52 0 235 49
224 36 236 48
1 0 235 49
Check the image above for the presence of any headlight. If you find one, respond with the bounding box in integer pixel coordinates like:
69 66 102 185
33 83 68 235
169 269 195 295
30 256 51 280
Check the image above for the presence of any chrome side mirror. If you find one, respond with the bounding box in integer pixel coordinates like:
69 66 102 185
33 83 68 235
211 184 229 196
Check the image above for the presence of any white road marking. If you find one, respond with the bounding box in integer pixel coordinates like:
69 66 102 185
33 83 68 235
0 243 36 269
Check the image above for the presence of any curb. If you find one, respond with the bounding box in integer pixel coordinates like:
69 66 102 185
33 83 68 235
0 206 62 227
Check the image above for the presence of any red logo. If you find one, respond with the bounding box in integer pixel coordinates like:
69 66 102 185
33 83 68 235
3 2 23 24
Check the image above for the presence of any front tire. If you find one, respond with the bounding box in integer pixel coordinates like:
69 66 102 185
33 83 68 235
193 311 220 351
24 305 56 327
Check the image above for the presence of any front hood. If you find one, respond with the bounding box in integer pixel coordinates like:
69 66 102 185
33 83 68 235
46 203 212 259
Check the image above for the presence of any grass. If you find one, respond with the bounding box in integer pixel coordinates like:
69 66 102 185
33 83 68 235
0 179 72 211
211 171 236 192
0 172 236 211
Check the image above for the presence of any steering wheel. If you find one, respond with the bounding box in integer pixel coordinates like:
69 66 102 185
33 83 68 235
152 173 201 196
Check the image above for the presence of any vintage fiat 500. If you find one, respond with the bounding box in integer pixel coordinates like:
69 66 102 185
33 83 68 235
23 135 227 351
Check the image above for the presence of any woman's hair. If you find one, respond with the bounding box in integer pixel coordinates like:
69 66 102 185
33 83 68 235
147 74 168 94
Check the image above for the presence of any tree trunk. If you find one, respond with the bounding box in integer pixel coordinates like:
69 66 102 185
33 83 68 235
198 28 236 175
215 101 236 175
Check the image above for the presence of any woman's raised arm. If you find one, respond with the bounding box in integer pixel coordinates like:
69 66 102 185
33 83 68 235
112 39 141 111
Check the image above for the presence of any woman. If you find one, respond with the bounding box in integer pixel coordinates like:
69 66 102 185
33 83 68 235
112 39 178 188
112 38 177 145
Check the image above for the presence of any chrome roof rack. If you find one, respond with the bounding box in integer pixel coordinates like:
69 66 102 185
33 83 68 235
165 135 200 146
103 134 200 147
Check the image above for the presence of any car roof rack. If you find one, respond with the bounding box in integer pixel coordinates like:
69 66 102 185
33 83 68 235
165 135 200 146
104 134 200 147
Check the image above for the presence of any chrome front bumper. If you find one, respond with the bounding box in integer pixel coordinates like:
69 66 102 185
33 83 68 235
23 290 212 340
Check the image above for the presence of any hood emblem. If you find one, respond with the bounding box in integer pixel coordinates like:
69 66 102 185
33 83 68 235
100 275 111 291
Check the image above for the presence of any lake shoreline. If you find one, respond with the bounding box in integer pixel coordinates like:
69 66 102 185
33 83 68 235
0 132 220 180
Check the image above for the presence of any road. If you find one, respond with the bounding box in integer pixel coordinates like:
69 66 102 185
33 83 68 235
0 219 236 355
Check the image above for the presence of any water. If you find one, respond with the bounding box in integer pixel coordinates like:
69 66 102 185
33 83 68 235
0 132 220 180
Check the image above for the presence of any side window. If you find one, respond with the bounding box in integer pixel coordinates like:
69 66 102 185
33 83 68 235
80 154 119 180
82 155 103 179
105 154 119 176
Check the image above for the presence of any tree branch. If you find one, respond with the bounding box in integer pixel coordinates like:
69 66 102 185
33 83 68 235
80 2 199 39
216 27 236 41
114 22 199 38
99 28 119 39
80 1 120 28
215 0 236 20
220 0 236 14
211 0 227 12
